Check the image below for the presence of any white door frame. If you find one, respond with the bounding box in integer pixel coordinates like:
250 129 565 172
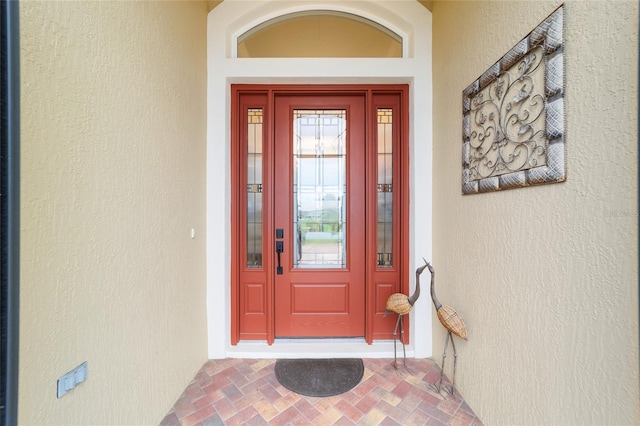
207 0 433 359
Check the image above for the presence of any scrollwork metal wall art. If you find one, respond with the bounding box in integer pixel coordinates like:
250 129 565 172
462 5 565 194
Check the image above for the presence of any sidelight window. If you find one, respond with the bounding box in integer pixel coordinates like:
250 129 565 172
377 108 394 267
246 108 263 268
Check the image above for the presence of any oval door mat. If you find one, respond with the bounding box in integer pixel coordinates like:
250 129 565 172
274 358 364 397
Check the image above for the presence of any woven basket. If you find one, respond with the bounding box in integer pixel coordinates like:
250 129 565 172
385 293 412 315
437 305 468 340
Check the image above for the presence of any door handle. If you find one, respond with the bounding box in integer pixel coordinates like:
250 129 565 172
276 241 284 275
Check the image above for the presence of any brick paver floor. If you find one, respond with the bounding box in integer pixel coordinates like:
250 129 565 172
160 358 483 426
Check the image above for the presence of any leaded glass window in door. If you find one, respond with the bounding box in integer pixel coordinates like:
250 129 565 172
292 110 347 268
377 108 393 267
246 108 263 268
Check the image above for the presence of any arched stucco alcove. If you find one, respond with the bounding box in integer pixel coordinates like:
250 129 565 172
207 0 432 359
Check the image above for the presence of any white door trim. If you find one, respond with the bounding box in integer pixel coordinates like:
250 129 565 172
207 0 433 359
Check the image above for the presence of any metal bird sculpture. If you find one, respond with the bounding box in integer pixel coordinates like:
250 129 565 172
384 259 430 371
426 260 468 397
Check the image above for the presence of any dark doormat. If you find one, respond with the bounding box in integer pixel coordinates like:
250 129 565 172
274 358 364 397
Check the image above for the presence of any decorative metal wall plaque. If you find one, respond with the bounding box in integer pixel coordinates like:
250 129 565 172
462 5 565 194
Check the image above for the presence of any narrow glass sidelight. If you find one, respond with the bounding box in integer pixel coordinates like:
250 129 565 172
292 110 347 268
247 108 263 268
377 108 393 267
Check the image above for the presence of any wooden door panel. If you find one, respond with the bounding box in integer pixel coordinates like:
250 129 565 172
291 283 348 313
232 91 272 342
274 94 366 337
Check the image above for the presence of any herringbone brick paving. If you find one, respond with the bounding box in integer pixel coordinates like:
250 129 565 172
160 358 483 426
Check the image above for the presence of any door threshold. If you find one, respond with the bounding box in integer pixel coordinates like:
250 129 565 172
225 338 414 359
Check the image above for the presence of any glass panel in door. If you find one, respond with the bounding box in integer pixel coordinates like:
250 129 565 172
293 110 347 268
247 108 263 268
377 108 393 267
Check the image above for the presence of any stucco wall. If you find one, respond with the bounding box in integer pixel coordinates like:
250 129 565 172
19 1 208 424
432 1 638 424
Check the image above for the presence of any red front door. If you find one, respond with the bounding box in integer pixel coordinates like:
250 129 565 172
273 94 366 337
231 85 409 345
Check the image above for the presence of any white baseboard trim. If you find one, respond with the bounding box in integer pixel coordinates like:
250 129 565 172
223 338 416 359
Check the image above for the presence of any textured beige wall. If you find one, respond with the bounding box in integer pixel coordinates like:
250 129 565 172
432 1 638 424
19 1 208 424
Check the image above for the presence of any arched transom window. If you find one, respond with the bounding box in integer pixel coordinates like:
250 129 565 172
237 11 403 58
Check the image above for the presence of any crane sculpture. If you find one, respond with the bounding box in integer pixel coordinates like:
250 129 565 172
426 260 468 397
384 260 429 371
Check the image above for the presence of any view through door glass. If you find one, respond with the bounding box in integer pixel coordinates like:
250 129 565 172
293 110 347 269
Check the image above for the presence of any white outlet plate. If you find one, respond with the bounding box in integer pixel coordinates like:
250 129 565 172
57 361 88 398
